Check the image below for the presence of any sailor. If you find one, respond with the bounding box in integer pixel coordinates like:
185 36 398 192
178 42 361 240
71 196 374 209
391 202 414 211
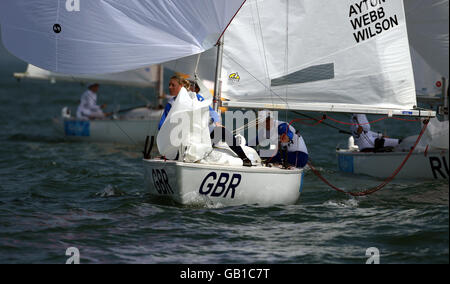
76 84 110 120
158 75 251 166
158 76 220 131
351 114 400 152
251 112 309 168
188 80 201 94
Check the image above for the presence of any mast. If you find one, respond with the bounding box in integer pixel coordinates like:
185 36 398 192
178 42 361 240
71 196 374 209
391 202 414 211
443 77 449 121
158 64 164 107
213 37 224 112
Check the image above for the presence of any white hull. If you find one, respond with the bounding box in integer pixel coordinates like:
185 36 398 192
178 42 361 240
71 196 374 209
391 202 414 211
143 159 304 206
53 112 161 146
337 150 449 180
54 118 158 145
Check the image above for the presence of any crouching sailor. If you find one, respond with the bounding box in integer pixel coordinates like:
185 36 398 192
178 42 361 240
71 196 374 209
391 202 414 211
76 84 110 120
251 112 309 168
351 114 401 152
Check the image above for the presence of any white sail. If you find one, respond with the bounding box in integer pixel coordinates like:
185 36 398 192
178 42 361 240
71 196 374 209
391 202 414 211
162 48 217 100
221 0 425 116
0 0 245 74
410 48 444 98
404 0 449 78
163 48 217 84
14 64 159 88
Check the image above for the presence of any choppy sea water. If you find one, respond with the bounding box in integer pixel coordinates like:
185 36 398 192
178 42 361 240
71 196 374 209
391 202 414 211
0 41 448 264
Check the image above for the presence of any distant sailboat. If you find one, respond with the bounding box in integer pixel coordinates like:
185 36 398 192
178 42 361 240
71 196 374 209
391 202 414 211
0 0 437 205
337 0 449 180
14 64 164 145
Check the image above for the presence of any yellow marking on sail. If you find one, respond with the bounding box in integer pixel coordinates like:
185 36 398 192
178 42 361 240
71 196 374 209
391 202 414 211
229 73 240 81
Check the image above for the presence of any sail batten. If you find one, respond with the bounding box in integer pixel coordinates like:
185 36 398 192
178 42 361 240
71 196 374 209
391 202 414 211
222 101 435 117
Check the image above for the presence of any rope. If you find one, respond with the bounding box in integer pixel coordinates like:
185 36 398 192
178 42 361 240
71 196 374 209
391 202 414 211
326 115 421 126
307 119 430 197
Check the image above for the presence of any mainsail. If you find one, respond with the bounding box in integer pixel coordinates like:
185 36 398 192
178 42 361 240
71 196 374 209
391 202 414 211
14 64 159 88
221 0 432 117
0 0 246 74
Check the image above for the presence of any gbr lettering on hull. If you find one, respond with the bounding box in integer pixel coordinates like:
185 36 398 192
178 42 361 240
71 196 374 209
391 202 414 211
199 172 242 199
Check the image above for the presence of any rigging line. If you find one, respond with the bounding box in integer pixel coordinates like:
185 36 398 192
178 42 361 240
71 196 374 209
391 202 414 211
326 115 420 126
254 0 274 106
232 118 259 134
83 90 139 146
308 119 430 197
292 111 352 134
110 118 139 147
284 0 290 124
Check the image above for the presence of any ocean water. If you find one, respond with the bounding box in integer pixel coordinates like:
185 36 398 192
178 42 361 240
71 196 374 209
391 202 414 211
0 41 448 264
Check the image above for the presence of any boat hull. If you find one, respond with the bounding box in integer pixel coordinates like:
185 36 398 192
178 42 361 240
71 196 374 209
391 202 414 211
337 150 449 180
53 117 159 146
143 159 304 206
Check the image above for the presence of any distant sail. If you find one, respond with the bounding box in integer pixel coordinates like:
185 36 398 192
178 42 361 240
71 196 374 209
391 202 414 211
221 0 419 115
404 0 449 78
14 64 159 88
409 48 444 98
0 0 246 74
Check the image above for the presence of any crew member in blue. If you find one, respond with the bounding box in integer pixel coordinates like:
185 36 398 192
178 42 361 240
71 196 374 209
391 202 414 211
158 75 252 166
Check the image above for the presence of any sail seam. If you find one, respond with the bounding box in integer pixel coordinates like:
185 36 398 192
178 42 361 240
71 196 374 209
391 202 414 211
55 0 61 73
254 0 273 106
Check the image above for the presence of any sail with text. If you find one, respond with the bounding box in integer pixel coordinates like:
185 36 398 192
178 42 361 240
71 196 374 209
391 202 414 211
0 0 246 74
221 0 431 117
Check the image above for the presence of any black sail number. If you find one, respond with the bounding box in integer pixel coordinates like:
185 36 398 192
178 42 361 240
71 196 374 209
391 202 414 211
152 169 174 195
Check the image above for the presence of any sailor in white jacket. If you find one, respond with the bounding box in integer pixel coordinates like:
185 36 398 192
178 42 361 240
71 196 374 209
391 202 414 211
76 84 108 120
351 114 400 152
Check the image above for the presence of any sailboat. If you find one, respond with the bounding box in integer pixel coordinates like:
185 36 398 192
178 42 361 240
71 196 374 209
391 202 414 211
14 63 164 146
337 0 449 180
0 0 436 206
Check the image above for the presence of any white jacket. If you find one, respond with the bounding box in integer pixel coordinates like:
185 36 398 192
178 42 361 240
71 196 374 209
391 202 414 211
76 90 104 120
350 114 379 150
